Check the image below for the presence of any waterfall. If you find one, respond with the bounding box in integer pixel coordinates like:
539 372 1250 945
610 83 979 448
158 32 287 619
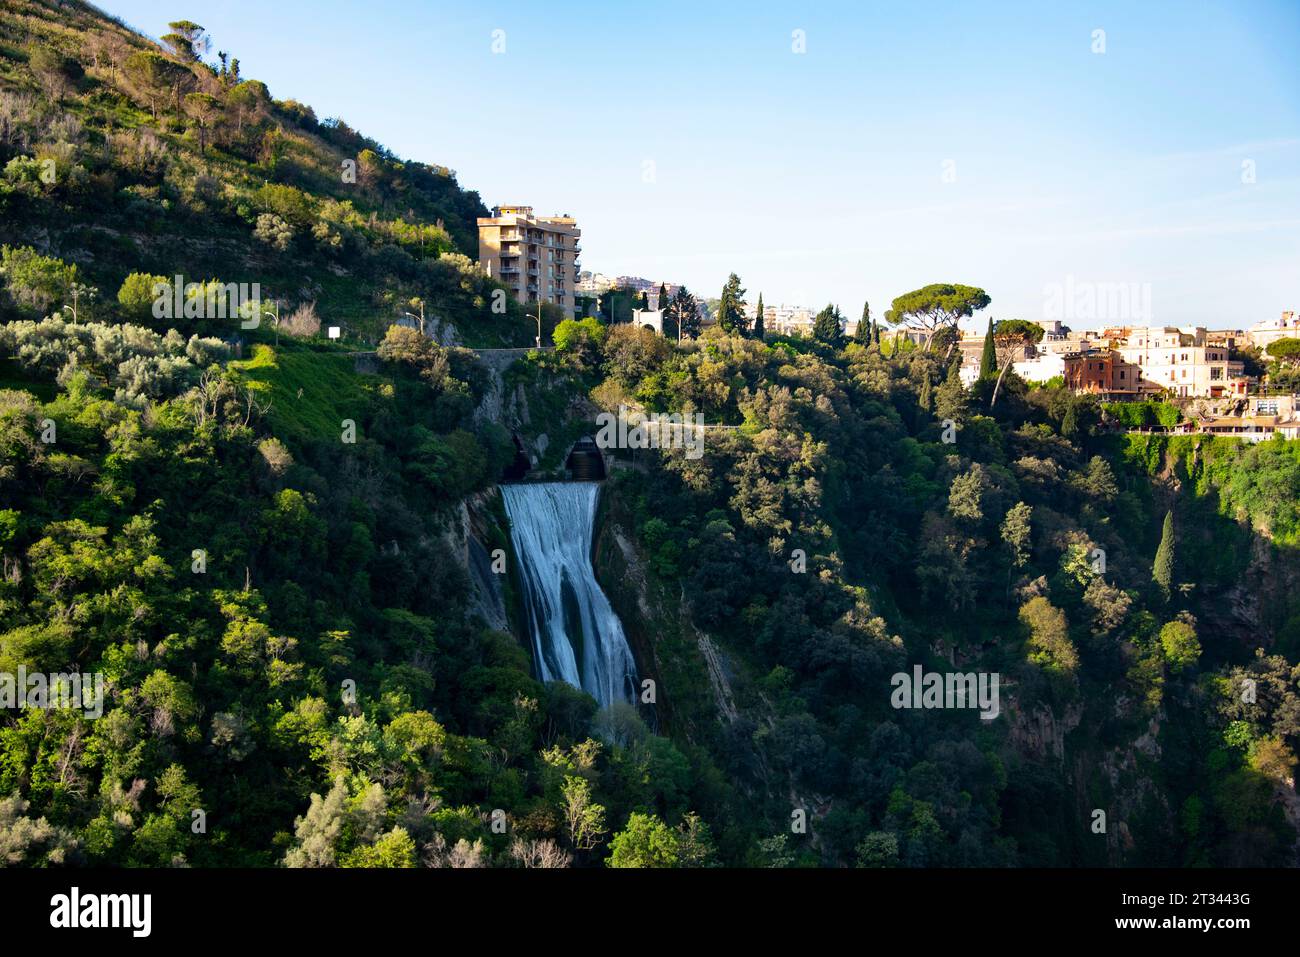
500 482 638 708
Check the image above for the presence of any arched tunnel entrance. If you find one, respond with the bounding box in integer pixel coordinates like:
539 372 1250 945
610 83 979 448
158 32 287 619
565 435 607 481
501 432 531 481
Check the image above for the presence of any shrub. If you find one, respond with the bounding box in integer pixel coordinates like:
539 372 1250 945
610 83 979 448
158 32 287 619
117 271 169 320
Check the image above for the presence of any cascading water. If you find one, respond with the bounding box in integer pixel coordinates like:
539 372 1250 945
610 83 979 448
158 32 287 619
500 482 638 708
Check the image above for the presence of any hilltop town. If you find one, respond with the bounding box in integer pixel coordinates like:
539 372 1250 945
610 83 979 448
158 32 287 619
477 203 1300 441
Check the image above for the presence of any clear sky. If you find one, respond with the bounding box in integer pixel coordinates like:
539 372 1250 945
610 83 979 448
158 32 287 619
102 0 1299 331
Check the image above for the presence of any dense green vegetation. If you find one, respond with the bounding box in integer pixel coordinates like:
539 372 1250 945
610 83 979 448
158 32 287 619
1 1 1297 869
554 321 1300 866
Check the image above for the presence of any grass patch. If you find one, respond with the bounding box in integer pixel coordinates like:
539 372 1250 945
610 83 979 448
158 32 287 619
231 341 383 444
0 356 56 401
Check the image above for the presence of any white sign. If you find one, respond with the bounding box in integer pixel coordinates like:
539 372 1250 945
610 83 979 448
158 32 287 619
328 326 341 340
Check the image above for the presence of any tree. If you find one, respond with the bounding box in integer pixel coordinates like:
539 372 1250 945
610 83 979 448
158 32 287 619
254 213 294 251
1159 619 1201 672
717 273 747 336
162 21 206 62
28 46 81 102
1019 596 1079 679
917 368 932 411
947 463 988 523
1083 577 1131 635
978 317 996 379
1000 501 1032 569
1152 510 1175 602
753 293 765 339
989 319 1044 408
656 282 669 312
607 812 680 868
183 93 222 153
675 813 717 867
552 316 606 358
226 80 270 134
1265 337 1300 369
854 301 873 344
1076 456 1118 503
856 831 900 868
561 776 606 852
811 303 844 346
885 283 991 351
669 286 700 341
283 777 347 867
933 360 969 422
124 50 184 120
118 272 170 321
0 245 78 313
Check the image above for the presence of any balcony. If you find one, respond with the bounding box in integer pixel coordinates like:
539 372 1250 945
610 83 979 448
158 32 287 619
499 246 520 258
500 266 521 276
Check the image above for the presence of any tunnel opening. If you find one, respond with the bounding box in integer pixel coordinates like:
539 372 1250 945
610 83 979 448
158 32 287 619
501 432 532 482
565 435 607 481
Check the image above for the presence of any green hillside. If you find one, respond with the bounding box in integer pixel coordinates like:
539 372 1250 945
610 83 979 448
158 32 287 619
0 0 547 347
0 1 1298 872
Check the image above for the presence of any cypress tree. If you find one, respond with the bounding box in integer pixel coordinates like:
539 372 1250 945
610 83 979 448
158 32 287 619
718 273 747 336
1152 510 1175 601
979 317 996 379
812 303 844 346
753 293 765 339
855 301 872 343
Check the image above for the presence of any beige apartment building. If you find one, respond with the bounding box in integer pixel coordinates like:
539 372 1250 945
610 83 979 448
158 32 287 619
1247 310 1300 349
1115 326 1246 398
478 205 581 318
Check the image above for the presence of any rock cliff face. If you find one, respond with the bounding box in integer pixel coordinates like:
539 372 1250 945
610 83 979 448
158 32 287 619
1007 696 1084 767
472 350 531 431
441 489 515 638
1006 688 1181 865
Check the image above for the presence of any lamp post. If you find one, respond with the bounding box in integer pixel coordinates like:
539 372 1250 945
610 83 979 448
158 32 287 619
403 298 428 337
527 299 543 350
264 299 281 346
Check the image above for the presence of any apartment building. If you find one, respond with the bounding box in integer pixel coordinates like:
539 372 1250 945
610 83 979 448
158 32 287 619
953 321 1254 399
1247 310 1300 349
1114 326 1246 398
1062 350 1143 396
575 271 616 296
763 304 818 336
478 205 581 318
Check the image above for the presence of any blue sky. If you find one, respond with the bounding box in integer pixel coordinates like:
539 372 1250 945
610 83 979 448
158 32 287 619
104 0 1299 329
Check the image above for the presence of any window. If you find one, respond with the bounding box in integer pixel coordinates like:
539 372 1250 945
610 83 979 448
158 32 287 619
1210 367 1223 380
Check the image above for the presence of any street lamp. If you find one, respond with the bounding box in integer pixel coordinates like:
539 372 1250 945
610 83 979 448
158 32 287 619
528 301 542 350
403 297 427 336
264 299 281 346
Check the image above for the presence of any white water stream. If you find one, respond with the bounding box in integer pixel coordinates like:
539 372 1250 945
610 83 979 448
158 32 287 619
500 482 638 707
